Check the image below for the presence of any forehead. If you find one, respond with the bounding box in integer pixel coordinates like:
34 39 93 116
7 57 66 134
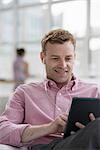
45 41 74 56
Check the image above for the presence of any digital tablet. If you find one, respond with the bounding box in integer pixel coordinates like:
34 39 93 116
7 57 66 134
64 97 100 138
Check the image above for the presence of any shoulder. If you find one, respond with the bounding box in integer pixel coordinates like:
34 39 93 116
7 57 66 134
77 79 100 92
78 79 98 86
15 81 44 93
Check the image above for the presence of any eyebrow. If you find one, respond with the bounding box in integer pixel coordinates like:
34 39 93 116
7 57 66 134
66 55 73 57
50 55 59 57
50 55 73 57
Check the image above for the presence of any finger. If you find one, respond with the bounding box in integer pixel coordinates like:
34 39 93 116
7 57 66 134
89 113 95 121
63 113 68 116
60 114 68 122
75 122 85 129
56 119 66 132
59 117 67 126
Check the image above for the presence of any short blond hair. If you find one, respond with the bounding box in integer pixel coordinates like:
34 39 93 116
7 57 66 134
41 29 76 52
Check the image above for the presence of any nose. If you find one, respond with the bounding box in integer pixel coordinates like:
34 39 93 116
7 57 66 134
59 60 67 68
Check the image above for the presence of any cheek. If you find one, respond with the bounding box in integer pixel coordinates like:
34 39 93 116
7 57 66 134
46 60 57 68
67 63 73 70
45 63 53 71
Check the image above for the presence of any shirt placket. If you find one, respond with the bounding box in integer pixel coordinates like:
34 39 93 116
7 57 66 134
54 90 72 118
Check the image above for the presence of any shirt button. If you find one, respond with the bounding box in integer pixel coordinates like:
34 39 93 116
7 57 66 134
57 107 61 111
59 93 62 96
50 83 53 85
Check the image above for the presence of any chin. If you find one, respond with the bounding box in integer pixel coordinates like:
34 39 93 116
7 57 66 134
55 79 68 84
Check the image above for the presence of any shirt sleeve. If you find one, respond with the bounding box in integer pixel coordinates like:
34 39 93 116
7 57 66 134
0 85 32 147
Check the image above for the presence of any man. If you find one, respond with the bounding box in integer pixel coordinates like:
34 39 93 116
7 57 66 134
0 29 100 150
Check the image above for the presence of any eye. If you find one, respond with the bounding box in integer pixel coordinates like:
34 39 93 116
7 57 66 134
51 57 59 60
65 57 72 62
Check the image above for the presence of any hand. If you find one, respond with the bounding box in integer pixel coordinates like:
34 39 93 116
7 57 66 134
75 113 95 129
49 113 68 134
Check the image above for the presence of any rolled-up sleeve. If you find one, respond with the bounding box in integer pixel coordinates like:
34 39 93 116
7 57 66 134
0 86 31 147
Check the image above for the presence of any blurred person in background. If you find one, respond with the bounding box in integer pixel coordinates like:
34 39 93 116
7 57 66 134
13 48 29 90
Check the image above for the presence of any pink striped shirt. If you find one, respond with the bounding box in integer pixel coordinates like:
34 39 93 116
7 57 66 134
0 76 100 149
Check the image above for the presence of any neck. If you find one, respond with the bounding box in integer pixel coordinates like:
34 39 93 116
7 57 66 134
56 82 67 88
56 79 71 89
50 76 72 89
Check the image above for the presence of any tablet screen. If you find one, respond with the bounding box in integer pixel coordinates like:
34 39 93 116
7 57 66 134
64 97 100 138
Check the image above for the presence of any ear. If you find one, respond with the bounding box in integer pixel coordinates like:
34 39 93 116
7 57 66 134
40 52 46 64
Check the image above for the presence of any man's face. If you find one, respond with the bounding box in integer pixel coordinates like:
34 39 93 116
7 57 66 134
41 41 75 85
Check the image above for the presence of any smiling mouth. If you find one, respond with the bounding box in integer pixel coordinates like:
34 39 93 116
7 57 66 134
55 69 68 74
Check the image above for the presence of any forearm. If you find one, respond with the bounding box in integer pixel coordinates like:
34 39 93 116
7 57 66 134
21 123 52 143
21 113 68 143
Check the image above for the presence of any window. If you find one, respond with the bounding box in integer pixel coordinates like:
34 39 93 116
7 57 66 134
90 0 100 35
18 0 48 5
0 45 14 79
0 10 13 43
51 0 87 38
89 38 100 76
89 0 100 76
18 5 49 42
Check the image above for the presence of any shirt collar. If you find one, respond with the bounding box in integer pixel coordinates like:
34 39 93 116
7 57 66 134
44 78 58 91
65 75 78 91
43 74 78 91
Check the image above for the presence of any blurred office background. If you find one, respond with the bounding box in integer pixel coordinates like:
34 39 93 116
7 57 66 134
0 0 100 97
